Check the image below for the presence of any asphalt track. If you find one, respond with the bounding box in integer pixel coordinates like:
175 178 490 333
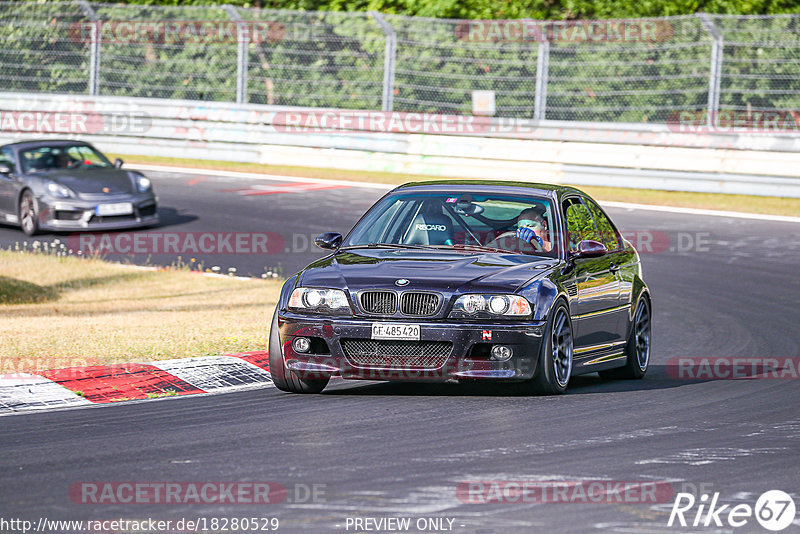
1 169 799 533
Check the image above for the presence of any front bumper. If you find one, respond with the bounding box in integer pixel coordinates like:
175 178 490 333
37 194 158 232
278 313 547 382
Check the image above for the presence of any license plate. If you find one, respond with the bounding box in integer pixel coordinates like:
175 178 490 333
95 202 133 216
371 323 420 341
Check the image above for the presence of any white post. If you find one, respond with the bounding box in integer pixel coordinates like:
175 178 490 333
76 0 100 96
697 13 723 128
370 12 396 112
224 5 249 104
534 39 550 121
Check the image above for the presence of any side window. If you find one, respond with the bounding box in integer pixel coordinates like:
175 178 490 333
585 199 620 251
564 199 601 251
0 147 16 173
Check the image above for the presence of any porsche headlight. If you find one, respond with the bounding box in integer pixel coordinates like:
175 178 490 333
289 288 352 314
135 175 152 193
47 182 72 198
450 294 532 318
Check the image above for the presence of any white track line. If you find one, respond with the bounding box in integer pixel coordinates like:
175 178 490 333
601 201 800 224
133 163 799 224
131 163 392 190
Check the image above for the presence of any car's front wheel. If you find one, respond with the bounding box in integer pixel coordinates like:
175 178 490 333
268 308 329 394
19 190 39 236
528 301 573 395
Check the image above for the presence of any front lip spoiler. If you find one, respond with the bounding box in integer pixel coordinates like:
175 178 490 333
40 214 159 232
36 193 159 232
453 370 517 378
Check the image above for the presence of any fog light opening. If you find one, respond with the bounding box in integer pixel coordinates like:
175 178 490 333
490 345 513 361
292 337 311 353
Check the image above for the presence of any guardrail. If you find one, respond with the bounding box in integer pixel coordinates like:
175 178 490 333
1 92 800 198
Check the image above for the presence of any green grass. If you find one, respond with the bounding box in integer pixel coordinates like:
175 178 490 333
113 153 800 217
0 275 59 304
145 390 178 398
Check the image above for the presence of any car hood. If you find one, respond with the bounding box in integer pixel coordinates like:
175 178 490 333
35 168 134 195
298 249 558 294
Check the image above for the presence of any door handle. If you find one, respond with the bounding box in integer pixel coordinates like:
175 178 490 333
609 263 620 273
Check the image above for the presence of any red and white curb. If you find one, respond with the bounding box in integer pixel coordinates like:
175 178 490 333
0 352 272 416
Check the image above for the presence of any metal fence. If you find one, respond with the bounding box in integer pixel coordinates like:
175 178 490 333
1 2 798 124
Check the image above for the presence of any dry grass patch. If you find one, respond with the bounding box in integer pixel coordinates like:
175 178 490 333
0 250 281 373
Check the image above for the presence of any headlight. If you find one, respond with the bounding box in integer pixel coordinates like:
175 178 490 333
450 294 532 318
135 175 152 193
288 288 352 314
47 182 72 198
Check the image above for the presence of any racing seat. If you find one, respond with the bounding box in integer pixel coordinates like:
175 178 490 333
23 153 56 173
405 202 454 246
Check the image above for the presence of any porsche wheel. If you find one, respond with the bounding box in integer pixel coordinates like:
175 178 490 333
19 190 39 236
268 308 329 394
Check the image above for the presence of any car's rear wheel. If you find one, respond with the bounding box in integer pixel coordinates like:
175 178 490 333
19 190 39 236
599 296 651 380
268 308 329 394
528 301 573 395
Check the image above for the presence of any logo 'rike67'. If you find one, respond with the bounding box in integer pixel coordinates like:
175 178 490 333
669 490 796 531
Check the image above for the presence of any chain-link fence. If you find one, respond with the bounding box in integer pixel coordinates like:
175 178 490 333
0 2 90 95
1 2 798 125
387 15 539 117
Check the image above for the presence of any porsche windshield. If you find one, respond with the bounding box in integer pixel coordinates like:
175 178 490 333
19 144 112 174
343 192 559 257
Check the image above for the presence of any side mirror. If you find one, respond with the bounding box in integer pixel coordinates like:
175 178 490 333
0 164 10 175
114 158 124 168
314 232 342 250
572 240 607 258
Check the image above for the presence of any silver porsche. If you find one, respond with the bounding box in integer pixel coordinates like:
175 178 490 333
0 139 158 235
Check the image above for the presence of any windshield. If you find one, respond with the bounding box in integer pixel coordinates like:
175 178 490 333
343 191 559 257
19 144 112 174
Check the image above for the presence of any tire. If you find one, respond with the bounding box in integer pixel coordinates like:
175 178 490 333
19 190 39 236
599 296 651 380
268 308 329 394
527 301 573 395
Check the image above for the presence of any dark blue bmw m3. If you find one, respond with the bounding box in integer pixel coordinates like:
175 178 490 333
269 180 651 395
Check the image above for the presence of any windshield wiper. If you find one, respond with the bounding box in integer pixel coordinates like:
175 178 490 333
340 242 439 251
